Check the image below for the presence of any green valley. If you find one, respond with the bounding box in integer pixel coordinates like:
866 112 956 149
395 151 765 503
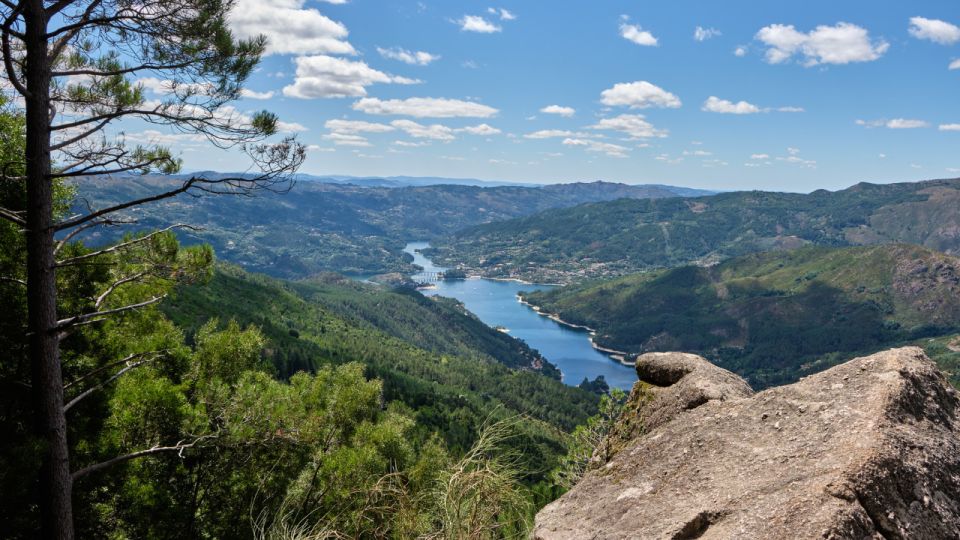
74 175 709 279
431 178 960 284
521 244 960 387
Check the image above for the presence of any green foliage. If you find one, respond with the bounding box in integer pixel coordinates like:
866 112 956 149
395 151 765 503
550 389 626 491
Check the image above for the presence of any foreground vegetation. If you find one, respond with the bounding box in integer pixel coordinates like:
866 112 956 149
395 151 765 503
522 244 960 387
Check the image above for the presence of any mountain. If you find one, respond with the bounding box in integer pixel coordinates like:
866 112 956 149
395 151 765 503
74 176 710 278
520 244 960 387
534 348 960 539
430 178 960 283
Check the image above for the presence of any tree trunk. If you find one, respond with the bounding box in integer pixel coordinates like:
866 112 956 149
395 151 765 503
23 1 73 538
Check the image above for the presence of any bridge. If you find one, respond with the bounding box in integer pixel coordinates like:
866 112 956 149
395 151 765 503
414 271 442 282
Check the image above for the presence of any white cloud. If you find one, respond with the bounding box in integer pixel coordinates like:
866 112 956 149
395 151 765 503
750 153 770 159
352 97 498 118
856 118 930 129
123 129 207 146
563 138 630 158
540 105 576 117
390 119 456 141
392 140 431 147
457 123 501 135
950 59 960 70
600 81 681 109
620 21 658 46
694 26 721 41
282 56 419 99
755 22 888 66
777 106 805 113
457 15 501 33
908 16 960 45
325 119 395 133
277 120 308 133
702 96 761 114
241 89 275 100
305 145 335 152
230 0 356 56
487 7 515 20
787 147 800 155
734 45 748 57
589 114 668 139
377 47 440 66
878 153 886 158
323 132 371 146
523 129 587 139
940 124 960 131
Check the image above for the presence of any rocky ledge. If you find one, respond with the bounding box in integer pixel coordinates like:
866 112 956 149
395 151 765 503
535 348 960 539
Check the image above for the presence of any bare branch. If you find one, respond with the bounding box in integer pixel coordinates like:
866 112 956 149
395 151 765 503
53 216 138 256
56 294 165 330
94 271 146 309
55 223 197 264
0 205 25 226
1 3 28 97
53 178 199 231
0 275 26 286
50 117 112 151
64 350 160 391
63 356 154 412
72 435 215 480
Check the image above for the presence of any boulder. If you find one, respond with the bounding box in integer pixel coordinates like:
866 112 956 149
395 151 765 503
535 347 960 539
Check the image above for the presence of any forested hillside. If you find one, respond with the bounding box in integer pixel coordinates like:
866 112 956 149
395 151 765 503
431 179 960 283
522 244 960 387
75 175 707 278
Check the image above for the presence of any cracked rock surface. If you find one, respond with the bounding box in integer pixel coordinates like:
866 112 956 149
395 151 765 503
534 348 960 539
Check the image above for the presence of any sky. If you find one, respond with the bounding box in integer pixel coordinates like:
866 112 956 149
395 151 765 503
130 0 960 192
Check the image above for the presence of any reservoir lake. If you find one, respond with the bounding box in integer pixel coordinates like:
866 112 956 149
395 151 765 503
405 242 637 390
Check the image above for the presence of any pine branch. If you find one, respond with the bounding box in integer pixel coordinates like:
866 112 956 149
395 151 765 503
72 435 215 480
63 355 154 412
55 224 197 265
55 294 165 330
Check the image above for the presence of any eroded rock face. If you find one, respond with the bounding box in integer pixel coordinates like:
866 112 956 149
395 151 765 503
535 347 960 540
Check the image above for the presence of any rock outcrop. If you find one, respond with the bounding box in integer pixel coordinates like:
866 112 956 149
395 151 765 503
535 347 960 539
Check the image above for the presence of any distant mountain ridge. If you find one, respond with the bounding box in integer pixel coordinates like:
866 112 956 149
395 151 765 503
430 177 960 283
73 175 708 278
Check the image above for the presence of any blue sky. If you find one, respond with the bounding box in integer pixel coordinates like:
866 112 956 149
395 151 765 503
139 0 960 192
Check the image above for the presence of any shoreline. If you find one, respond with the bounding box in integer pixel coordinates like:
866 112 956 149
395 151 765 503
516 295 634 366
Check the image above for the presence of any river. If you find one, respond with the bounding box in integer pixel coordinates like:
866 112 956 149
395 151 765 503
404 242 637 390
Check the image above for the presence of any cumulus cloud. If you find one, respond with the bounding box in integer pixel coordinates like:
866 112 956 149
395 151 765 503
457 15 501 33
600 81 681 109
540 105 576 117
950 59 960 70
390 119 456 141
702 96 761 114
940 124 960 131
856 118 930 129
351 97 498 118
282 56 419 99
620 21 658 46
241 89 275 100
457 123 502 135
563 138 630 158
755 22 888 66
523 129 588 139
376 47 440 66
589 114 668 139
908 16 960 45
694 26 721 41
487 7 515 20
734 45 748 57
323 132 372 146
230 0 356 56
325 119 395 133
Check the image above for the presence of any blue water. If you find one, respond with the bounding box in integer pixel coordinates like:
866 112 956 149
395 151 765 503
405 242 637 390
